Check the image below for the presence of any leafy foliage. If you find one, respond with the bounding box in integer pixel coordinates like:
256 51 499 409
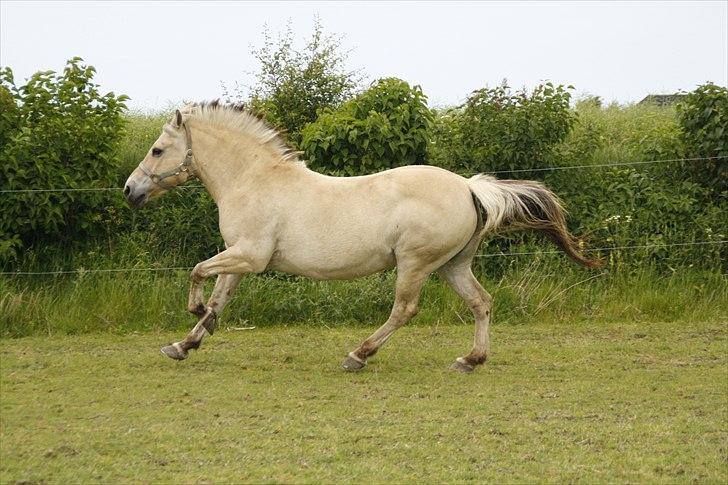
0 57 128 262
676 82 728 195
1 58 725 274
228 18 360 146
0 82 20 149
426 87 725 273
428 81 576 177
300 78 434 175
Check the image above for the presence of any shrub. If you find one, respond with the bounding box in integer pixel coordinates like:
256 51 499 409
676 82 728 195
300 78 434 175
0 58 128 263
228 18 360 146
428 81 575 177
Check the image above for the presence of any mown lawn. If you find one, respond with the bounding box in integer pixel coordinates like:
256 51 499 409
1 319 726 483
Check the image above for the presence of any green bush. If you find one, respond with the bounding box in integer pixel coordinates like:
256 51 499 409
428 81 575 177
426 93 726 274
676 82 728 195
540 100 725 272
301 78 434 175
230 19 360 146
0 83 20 149
0 58 128 263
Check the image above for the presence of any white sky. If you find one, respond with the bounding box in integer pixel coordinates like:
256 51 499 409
1 0 727 111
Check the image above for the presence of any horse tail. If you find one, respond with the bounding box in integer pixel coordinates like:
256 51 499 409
466 174 602 269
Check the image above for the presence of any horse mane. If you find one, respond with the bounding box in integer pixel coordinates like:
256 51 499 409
184 100 301 164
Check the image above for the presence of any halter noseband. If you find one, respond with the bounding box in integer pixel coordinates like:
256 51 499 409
138 122 197 190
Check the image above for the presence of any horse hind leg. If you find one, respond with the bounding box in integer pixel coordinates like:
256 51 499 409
437 263 492 373
341 265 429 371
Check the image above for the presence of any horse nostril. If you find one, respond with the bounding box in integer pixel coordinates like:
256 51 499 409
123 185 131 198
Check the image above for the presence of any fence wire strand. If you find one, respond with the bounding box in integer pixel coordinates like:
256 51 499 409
466 155 727 176
1 240 724 276
474 239 726 258
1 156 726 194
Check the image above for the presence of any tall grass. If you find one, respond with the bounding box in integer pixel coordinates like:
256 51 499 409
2 261 725 338
569 102 684 163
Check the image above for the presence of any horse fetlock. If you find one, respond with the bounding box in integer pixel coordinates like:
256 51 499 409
341 352 367 372
465 353 487 366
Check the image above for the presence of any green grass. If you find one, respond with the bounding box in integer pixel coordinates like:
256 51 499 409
1 319 726 483
570 101 684 164
1 265 726 337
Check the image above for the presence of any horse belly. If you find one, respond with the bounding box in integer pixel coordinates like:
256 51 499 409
268 242 396 280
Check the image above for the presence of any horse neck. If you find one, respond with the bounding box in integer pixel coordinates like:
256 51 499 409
189 122 292 203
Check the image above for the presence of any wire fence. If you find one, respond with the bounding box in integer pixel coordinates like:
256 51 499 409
1 240 724 276
474 240 726 258
1 155 726 194
1 154 725 275
464 155 728 176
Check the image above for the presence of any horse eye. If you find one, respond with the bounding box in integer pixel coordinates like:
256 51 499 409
152 148 163 157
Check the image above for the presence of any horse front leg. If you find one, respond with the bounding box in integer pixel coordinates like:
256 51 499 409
161 245 266 360
162 274 243 359
187 278 208 318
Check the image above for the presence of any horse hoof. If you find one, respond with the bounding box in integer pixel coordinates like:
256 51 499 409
161 344 188 361
341 354 366 372
448 359 475 373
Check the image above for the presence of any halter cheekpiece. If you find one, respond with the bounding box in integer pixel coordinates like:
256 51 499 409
138 121 197 190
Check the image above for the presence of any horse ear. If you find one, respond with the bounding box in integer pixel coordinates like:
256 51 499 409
174 110 183 127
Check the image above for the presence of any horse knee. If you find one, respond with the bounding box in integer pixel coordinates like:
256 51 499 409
190 263 205 284
408 304 419 319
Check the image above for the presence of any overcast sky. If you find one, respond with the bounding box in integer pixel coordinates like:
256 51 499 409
1 1 726 110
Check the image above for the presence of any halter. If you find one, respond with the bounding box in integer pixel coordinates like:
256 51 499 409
138 122 197 190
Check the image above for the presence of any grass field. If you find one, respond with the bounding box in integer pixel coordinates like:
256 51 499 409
1 319 726 483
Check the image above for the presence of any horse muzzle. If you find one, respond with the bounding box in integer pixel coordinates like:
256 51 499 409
123 181 149 208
